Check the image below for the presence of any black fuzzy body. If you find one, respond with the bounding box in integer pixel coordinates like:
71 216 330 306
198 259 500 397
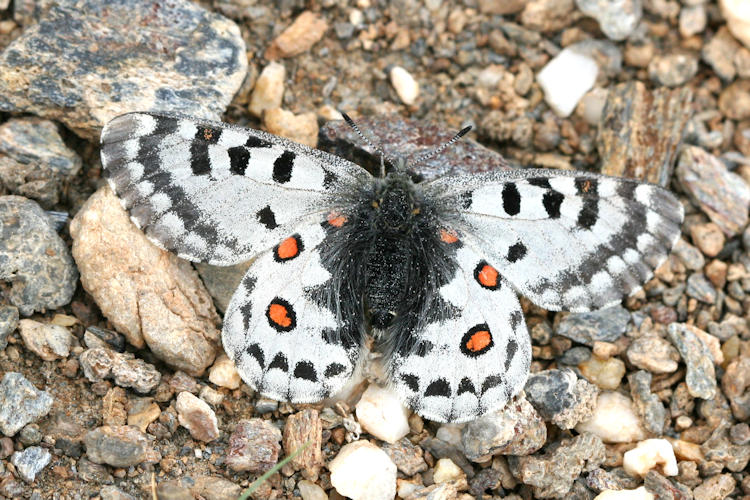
314 173 460 357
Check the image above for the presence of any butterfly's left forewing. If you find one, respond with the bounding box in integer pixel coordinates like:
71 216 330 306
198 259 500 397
390 243 532 423
100 112 370 265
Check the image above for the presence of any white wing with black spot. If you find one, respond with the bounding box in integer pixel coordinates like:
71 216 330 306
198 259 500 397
389 244 532 424
222 221 362 402
427 169 683 312
100 112 371 265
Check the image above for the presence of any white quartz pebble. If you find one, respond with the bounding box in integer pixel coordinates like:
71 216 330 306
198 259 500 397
329 440 397 500
355 384 410 444
575 391 647 443
390 66 420 105
623 439 679 477
537 48 599 117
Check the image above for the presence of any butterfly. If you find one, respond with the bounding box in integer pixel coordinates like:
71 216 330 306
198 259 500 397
99 112 683 423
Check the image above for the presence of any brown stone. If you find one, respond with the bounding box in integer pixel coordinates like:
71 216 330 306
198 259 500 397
265 11 328 60
598 81 693 185
282 409 323 480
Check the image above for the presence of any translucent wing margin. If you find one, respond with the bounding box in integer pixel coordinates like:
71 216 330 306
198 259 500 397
100 112 370 265
427 169 684 312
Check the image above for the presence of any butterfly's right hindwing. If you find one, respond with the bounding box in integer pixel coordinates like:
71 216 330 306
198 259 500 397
100 112 370 265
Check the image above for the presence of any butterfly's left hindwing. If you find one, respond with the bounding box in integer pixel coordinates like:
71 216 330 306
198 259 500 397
223 222 363 402
390 244 531 424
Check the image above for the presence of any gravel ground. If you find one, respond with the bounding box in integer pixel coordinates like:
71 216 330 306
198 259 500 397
0 0 749 499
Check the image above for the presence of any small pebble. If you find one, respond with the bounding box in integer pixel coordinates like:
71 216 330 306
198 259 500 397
282 409 323 476
575 0 642 40
626 335 679 374
525 369 598 429
677 146 750 237
679 5 706 37
208 354 241 390
578 355 626 390
0 372 53 437
249 62 286 118
537 47 598 117
692 473 736 500
329 440 397 500
576 391 647 443
0 306 19 350
390 66 420 105
381 438 428 476
265 11 328 60
648 53 699 87
690 223 726 257
175 392 219 442
84 425 158 467
355 384 410 444
263 108 319 148
668 323 718 399
433 457 464 483
462 394 547 460
721 0 750 49
79 347 161 394
10 446 50 482
224 419 281 473
594 487 654 500
556 306 630 346
628 371 666 435
622 439 678 477
18 319 73 361
297 479 328 500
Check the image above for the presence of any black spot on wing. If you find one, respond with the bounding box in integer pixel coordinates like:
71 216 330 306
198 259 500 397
323 168 339 189
507 242 527 263
151 115 181 136
502 183 521 216
415 340 434 357
527 177 551 189
425 378 451 397
401 373 420 392
240 301 253 331
268 353 289 372
578 198 599 230
543 190 564 218
242 275 257 294
246 135 273 148
481 375 503 394
293 360 317 382
509 310 523 331
256 205 278 230
459 191 473 209
324 363 347 377
457 377 476 395
272 151 295 183
228 146 250 175
616 180 637 200
505 339 518 370
245 343 264 369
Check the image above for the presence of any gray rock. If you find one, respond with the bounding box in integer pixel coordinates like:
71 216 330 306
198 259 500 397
672 238 705 271
225 418 281 473
193 477 243 500
461 393 546 461
668 323 717 399
686 273 717 303
84 425 158 467
0 118 81 208
319 114 512 181
556 305 630 346
0 305 18 350
509 432 605 498
194 261 252 314
627 370 666 434
525 369 598 429
625 335 680 374
382 438 428 476
576 0 641 40
0 0 247 140
79 347 161 394
0 372 53 437
10 446 50 482
558 346 592 365
677 146 750 237
648 53 699 87
0 196 78 315
100 486 137 500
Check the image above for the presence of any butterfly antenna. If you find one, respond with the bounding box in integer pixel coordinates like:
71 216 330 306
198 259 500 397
410 125 472 167
341 112 388 177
